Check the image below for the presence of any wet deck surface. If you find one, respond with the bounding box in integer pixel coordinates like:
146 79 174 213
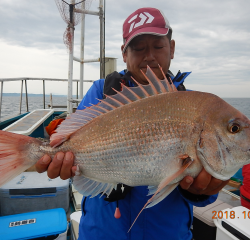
4 109 54 135
5 109 53 132
218 185 241 207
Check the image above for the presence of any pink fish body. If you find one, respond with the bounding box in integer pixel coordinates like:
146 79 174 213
0 66 250 208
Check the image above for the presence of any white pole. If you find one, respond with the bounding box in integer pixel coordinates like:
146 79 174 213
79 1 85 100
99 0 105 79
0 81 3 118
74 8 99 16
19 80 23 114
67 0 75 114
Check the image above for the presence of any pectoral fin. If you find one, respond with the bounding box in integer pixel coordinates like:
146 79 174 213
146 183 179 208
128 156 193 232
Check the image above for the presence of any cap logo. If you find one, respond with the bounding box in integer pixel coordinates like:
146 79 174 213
128 12 154 33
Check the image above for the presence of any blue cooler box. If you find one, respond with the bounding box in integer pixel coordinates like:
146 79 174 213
0 172 69 216
0 208 67 240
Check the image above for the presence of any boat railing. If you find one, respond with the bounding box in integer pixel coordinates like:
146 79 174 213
0 77 94 119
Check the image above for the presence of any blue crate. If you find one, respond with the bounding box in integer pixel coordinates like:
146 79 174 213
0 208 67 240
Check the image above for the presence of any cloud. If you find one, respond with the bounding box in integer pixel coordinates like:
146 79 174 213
0 0 249 98
187 82 250 98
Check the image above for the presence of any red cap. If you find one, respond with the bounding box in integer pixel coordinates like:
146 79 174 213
122 7 172 53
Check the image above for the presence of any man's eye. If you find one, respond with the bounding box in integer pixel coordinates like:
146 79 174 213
155 46 163 49
134 47 145 51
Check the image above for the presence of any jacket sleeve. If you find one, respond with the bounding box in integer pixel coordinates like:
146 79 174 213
77 79 105 110
177 186 218 207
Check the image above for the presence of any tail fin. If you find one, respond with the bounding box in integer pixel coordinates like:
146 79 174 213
0 130 42 187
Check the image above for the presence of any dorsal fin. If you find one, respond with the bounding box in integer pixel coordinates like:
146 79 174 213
146 66 167 93
50 65 176 147
158 64 178 92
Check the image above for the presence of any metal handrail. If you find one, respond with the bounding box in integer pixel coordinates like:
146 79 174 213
0 77 94 82
0 78 94 118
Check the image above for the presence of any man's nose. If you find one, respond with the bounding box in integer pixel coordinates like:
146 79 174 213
144 47 155 61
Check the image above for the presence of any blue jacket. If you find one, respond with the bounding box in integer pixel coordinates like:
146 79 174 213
77 70 217 240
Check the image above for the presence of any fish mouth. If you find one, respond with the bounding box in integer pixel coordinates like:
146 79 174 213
196 134 250 181
196 149 233 181
196 134 240 181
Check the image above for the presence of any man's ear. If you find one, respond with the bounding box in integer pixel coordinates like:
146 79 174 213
121 45 127 63
170 40 175 59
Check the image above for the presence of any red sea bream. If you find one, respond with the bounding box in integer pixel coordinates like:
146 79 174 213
0 66 250 210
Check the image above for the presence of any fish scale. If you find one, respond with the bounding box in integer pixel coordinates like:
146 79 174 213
55 93 201 187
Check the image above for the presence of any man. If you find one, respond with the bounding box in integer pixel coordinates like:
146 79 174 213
36 7 229 240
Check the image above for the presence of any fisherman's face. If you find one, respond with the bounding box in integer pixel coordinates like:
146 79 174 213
122 35 175 84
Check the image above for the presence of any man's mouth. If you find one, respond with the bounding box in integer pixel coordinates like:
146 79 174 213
140 66 158 70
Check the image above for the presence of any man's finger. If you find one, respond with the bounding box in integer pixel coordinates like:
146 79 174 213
190 168 212 194
47 152 65 179
72 166 77 177
60 152 75 180
179 176 193 190
35 155 52 173
201 179 229 195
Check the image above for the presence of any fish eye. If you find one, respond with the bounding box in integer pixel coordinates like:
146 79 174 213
228 123 241 133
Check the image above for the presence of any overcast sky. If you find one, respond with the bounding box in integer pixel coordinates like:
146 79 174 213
0 0 249 98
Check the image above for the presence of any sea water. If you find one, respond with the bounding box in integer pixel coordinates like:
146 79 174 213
0 96 250 120
223 98 250 119
0 95 67 120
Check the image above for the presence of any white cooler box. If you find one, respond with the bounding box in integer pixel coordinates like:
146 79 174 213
0 172 69 216
214 206 250 240
0 208 67 240
193 199 232 240
70 211 82 240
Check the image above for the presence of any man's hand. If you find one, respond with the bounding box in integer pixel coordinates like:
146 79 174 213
179 168 229 195
35 152 76 180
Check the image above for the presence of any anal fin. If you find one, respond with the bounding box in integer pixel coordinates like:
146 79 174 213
73 171 116 198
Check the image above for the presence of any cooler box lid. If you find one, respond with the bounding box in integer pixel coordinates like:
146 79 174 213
214 206 250 239
0 208 67 240
0 172 69 193
193 199 232 227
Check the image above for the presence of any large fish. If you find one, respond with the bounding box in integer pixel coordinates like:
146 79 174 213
0 66 250 212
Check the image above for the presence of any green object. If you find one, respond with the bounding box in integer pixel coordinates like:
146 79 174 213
230 177 242 184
